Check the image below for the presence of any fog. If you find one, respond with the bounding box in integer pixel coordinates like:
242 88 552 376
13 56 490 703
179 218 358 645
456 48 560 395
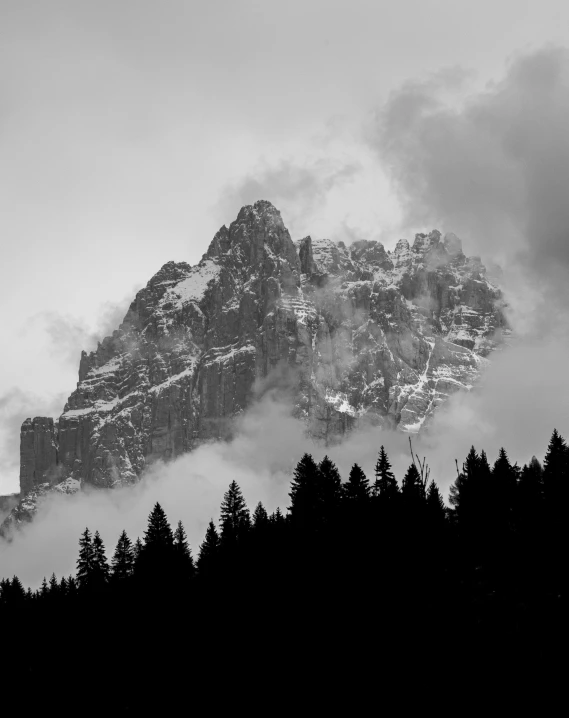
0 394 412 588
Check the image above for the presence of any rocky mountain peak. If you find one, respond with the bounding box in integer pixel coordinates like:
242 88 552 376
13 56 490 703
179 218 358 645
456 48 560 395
412 229 441 254
350 240 393 271
3 202 507 529
442 232 463 257
206 200 299 273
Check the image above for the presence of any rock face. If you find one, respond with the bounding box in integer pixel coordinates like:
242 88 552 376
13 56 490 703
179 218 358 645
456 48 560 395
10 201 506 513
19 418 59 495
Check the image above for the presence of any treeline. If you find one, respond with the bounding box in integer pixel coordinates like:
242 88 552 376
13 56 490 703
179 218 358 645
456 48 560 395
1 431 567 705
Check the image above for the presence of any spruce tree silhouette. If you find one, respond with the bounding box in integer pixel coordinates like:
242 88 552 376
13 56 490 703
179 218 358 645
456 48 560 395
173 520 195 579
48 573 58 596
401 463 423 502
40 577 48 598
111 530 135 581
270 507 286 525
92 531 110 589
344 464 370 503
289 453 322 528
9 576 25 604
133 537 143 568
543 429 569 585
0 578 8 604
373 446 398 499
449 446 482 528
319 456 343 521
197 520 220 576
543 429 569 504
76 528 95 590
491 448 517 537
144 503 174 549
518 457 544 532
139 503 175 585
219 481 251 544
252 502 270 530
426 481 446 525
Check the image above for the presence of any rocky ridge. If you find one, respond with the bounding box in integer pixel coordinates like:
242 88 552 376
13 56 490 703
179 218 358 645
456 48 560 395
5 200 506 526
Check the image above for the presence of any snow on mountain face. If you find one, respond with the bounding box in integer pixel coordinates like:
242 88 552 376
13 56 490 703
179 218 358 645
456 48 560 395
7 200 506 522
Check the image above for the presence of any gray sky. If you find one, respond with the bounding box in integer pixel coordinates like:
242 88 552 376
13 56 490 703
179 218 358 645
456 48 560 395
1 0 569 492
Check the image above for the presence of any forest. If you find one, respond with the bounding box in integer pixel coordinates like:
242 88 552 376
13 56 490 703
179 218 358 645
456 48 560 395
1 430 566 706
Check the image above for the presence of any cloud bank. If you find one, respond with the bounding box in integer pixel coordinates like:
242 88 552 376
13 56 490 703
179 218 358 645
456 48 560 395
0 395 413 588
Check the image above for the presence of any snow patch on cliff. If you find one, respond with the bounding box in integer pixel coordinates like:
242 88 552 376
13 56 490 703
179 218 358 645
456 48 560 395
169 260 221 306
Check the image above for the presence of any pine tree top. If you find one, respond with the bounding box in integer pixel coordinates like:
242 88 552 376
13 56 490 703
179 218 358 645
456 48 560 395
144 503 174 549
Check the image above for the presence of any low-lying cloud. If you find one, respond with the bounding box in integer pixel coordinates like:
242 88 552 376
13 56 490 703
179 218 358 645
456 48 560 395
3 362 564 590
0 394 405 587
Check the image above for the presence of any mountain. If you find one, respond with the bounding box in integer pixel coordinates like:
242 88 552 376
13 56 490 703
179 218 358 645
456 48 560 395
5 200 506 526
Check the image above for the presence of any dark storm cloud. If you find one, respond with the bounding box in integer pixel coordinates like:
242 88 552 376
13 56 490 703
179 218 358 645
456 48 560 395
375 46 569 277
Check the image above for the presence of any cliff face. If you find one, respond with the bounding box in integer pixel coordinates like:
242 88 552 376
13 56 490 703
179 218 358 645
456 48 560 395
11 200 506 514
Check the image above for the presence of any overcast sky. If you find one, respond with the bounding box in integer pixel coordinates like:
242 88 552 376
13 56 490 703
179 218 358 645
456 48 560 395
1 0 568 493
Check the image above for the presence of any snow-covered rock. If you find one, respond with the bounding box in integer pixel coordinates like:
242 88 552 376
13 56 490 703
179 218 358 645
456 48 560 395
5 200 507 526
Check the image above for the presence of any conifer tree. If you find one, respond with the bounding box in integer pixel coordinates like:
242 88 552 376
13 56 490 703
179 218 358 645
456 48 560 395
401 463 423 502
271 507 285 524
219 481 251 543
344 463 370 502
289 453 322 527
92 531 110 588
40 577 48 598
492 448 517 524
373 446 398 499
426 481 446 524
518 457 544 511
174 520 195 578
111 530 135 581
543 429 569 502
10 576 25 604
197 520 220 576
59 576 68 596
253 502 270 531
67 576 78 598
76 528 95 590
48 573 59 596
449 446 484 525
143 503 174 551
478 450 492 479
319 455 343 517
521 456 543 487
0 578 9 604
133 537 143 564
138 504 175 582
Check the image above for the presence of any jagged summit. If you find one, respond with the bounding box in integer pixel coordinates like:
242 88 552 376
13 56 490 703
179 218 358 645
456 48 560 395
6 201 506 527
